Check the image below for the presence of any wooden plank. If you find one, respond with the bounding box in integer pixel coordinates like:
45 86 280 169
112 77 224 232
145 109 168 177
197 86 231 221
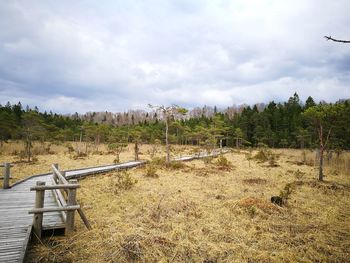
18 225 32 263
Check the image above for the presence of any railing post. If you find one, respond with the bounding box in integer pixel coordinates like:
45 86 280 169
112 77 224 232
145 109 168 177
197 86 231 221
66 179 77 234
33 181 46 240
52 163 58 183
3 163 10 189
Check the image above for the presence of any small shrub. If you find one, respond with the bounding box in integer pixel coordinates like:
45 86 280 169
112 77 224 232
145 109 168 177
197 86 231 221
145 164 158 178
66 143 75 154
254 149 279 166
151 157 166 166
121 234 143 261
72 152 87 159
115 171 138 192
202 156 213 164
279 183 293 201
268 154 279 167
253 149 269 162
248 205 257 218
257 142 268 148
245 149 253 167
166 161 185 170
294 169 305 180
215 155 231 168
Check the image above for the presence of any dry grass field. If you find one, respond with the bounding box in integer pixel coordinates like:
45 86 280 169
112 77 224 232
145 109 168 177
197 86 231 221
1 142 350 262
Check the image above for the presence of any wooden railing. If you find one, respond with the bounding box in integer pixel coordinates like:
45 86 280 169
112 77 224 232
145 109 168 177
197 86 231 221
29 164 91 240
1 163 13 189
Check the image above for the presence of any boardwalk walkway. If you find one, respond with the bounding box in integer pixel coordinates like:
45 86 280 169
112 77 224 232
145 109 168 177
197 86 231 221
0 160 145 263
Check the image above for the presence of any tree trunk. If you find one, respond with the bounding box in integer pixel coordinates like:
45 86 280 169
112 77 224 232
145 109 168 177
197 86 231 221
165 118 170 163
78 130 83 155
319 147 324 181
26 133 31 162
134 141 139 161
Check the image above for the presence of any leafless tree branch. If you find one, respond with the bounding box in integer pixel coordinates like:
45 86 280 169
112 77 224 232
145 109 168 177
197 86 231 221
324 36 350 43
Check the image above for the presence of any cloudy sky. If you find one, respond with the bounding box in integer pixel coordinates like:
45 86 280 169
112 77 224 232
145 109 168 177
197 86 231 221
0 0 350 113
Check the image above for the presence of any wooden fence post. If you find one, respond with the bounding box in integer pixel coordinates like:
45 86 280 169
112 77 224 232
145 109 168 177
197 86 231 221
33 181 46 240
66 179 77 234
3 163 10 189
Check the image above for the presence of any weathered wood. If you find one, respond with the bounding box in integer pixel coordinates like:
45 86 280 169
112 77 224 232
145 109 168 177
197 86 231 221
28 205 80 214
30 184 80 191
77 208 92 230
66 179 78 234
50 177 67 222
52 165 69 185
18 225 32 263
32 181 45 240
3 163 11 189
0 160 151 262
0 163 14 167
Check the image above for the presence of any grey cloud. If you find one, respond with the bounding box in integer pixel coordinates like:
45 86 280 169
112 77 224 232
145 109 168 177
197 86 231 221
0 0 350 113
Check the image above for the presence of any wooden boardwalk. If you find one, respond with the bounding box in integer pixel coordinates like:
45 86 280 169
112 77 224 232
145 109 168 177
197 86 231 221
0 160 145 263
0 174 63 263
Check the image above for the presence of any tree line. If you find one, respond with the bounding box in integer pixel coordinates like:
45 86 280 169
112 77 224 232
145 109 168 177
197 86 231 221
1 93 349 155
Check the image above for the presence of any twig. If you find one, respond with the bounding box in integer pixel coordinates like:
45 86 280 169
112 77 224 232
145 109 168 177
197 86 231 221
324 36 350 43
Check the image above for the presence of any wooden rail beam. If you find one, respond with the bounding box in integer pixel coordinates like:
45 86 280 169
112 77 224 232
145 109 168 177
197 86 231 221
30 184 80 191
29 205 80 214
0 163 14 167
52 164 69 185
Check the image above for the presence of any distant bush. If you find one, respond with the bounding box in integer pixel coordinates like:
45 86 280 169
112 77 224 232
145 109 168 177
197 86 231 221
254 149 279 167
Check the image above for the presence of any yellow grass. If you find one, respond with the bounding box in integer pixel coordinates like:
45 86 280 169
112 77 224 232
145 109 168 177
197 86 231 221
9 145 347 262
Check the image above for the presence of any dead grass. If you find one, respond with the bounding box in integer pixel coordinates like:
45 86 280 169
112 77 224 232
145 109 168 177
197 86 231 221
243 178 268 185
2 143 349 262
0 141 196 187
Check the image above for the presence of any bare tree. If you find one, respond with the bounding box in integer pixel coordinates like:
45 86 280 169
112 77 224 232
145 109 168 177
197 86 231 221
324 36 350 43
148 104 187 163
